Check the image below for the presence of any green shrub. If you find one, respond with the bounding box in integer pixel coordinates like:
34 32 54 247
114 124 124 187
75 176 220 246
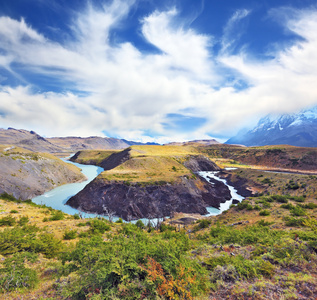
135 220 145 229
257 220 274 226
18 216 29 226
261 178 273 184
259 210 270 216
32 233 63 258
206 253 275 280
286 180 299 190
78 231 89 238
60 230 209 299
281 203 294 210
159 223 175 232
89 218 111 234
0 192 19 202
284 217 306 227
63 229 77 240
237 200 253 211
299 203 317 209
73 213 80 220
50 210 65 221
0 215 16 226
10 209 18 213
270 195 289 203
196 219 212 229
0 252 38 293
291 206 306 217
115 218 123 223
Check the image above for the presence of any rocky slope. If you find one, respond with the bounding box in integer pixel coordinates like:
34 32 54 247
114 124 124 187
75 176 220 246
0 146 86 200
67 146 231 220
0 128 64 153
226 106 317 147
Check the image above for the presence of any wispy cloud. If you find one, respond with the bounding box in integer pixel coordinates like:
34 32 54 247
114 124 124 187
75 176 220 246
0 2 317 143
221 9 251 54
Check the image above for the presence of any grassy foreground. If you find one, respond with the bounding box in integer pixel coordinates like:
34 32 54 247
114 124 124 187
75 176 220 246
1 186 317 299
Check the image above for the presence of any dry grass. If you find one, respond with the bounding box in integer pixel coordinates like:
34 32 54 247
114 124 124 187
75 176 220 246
98 145 198 184
71 149 119 164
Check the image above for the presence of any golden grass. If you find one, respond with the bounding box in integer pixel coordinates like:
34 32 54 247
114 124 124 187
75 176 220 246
0 198 89 240
129 145 198 157
73 149 119 162
99 155 193 183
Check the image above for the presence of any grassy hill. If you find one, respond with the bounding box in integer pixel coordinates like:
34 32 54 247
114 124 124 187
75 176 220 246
199 144 317 172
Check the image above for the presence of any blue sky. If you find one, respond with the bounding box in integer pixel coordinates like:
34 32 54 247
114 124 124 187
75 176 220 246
0 0 317 143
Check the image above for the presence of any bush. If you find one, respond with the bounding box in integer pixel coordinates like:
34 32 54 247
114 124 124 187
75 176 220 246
135 220 145 229
18 216 29 226
32 233 63 258
286 180 299 190
116 218 123 223
196 219 212 229
280 203 294 210
10 210 18 213
259 210 270 216
299 203 317 209
237 200 253 211
73 213 80 220
270 195 289 203
0 215 16 226
89 219 111 234
0 192 19 202
284 217 306 227
258 220 274 226
60 230 209 299
50 211 65 221
291 206 306 217
63 229 77 240
0 252 38 293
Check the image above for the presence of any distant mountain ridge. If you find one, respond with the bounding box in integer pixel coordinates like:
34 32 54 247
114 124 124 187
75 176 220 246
0 128 159 153
226 107 317 147
166 139 220 146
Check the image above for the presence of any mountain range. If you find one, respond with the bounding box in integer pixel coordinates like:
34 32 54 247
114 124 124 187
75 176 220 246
226 107 317 147
0 128 159 153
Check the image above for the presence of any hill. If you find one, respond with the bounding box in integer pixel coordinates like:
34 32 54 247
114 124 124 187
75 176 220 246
198 144 317 173
0 145 86 200
0 127 160 154
0 128 64 153
67 145 233 220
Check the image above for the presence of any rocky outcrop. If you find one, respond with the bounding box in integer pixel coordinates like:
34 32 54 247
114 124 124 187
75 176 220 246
67 175 231 220
184 155 221 172
218 171 254 198
0 149 86 200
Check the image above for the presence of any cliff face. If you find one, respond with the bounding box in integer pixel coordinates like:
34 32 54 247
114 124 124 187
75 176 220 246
0 147 86 200
67 175 231 220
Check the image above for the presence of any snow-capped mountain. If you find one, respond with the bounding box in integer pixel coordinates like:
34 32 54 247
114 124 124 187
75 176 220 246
226 107 317 147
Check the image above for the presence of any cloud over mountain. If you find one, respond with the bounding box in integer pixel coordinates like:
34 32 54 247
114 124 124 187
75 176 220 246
0 1 317 143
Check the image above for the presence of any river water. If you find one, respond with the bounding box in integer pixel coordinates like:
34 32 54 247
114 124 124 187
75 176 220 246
32 160 245 219
198 171 245 216
32 159 104 218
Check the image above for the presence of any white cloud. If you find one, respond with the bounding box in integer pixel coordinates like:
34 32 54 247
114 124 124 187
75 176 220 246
0 3 317 142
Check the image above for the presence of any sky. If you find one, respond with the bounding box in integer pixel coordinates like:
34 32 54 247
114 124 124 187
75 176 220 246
0 0 317 143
